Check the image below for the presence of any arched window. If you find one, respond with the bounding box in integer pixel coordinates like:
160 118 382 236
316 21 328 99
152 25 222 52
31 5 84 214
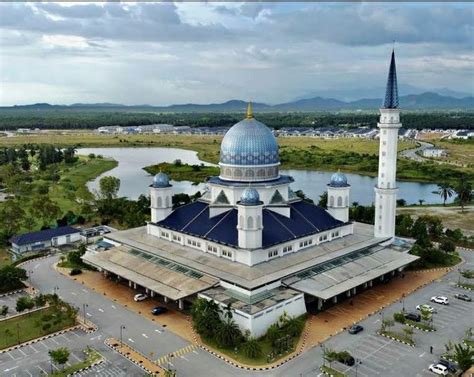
234 169 242 177
337 196 343 206
257 169 265 177
245 169 255 178
239 215 244 227
165 196 170 207
256 215 261 228
387 182 391 189
157 197 162 207
247 216 254 229
329 196 334 207
345 196 348 207
225 168 231 177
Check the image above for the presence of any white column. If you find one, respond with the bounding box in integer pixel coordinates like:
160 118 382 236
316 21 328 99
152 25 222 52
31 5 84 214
374 108 401 238
178 299 184 310
164 296 168 303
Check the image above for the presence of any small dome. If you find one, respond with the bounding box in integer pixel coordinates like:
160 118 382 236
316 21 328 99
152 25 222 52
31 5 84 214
153 172 171 188
240 187 260 205
329 171 349 187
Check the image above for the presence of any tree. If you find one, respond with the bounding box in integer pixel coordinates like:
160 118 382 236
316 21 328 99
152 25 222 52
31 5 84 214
190 298 222 339
419 307 432 324
436 182 454 206
453 343 474 372
49 347 70 369
439 239 456 254
455 176 472 213
99 176 120 200
318 191 328 208
0 265 27 293
418 199 425 206
402 326 414 343
0 305 8 316
0 200 26 242
30 196 61 227
215 317 242 348
16 296 35 312
396 198 406 207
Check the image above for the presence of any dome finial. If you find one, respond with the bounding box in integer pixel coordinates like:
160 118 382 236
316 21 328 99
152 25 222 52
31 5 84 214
246 101 253 119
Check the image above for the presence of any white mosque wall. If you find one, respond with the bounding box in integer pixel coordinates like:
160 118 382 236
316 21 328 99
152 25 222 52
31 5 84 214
220 280 281 297
210 183 290 206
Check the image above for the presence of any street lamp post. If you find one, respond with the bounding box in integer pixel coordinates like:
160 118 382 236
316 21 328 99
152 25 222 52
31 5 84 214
355 358 361 377
120 325 126 347
82 303 88 325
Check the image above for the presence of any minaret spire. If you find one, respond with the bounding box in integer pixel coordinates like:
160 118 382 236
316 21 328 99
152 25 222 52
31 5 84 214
383 50 399 109
246 102 254 119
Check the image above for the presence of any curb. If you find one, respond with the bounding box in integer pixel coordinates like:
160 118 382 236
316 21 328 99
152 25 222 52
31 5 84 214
68 358 105 376
456 284 473 291
405 323 436 332
0 289 25 298
377 332 415 347
189 316 312 371
104 338 161 376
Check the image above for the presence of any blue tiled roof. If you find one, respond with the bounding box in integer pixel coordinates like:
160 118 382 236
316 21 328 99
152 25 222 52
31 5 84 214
10 226 80 246
220 118 279 166
207 175 294 187
383 50 399 109
157 200 344 248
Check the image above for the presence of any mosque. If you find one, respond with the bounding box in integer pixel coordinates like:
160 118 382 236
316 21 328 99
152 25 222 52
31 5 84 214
83 51 418 336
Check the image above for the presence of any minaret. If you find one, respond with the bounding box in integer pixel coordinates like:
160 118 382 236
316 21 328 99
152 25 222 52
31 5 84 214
150 172 173 223
237 187 263 249
374 50 401 238
327 171 350 223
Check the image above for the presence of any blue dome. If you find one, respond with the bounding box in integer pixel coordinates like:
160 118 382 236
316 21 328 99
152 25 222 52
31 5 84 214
329 172 349 187
240 187 260 205
153 172 171 188
220 118 279 166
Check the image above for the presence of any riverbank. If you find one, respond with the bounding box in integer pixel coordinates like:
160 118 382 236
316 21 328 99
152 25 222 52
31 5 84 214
2 133 472 183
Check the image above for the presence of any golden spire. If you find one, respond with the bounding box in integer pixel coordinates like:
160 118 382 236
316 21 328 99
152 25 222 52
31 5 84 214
246 101 254 119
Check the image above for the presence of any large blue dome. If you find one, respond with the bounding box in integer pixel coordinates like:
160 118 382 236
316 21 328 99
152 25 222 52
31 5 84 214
329 171 349 187
240 187 260 205
220 118 279 166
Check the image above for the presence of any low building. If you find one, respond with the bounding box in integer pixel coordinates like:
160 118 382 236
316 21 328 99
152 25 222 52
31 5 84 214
422 148 447 158
10 226 81 255
97 126 123 134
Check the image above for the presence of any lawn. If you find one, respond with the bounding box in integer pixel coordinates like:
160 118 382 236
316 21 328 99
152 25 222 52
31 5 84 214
49 347 102 377
144 162 220 183
0 306 76 349
0 248 11 268
431 139 474 168
320 365 347 377
380 330 415 346
201 335 300 366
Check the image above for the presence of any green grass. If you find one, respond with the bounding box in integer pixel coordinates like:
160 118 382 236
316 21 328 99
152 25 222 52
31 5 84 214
458 282 474 290
464 339 474 348
49 347 102 377
144 162 220 183
0 306 76 349
201 335 300 366
320 365 347 377
57 260 92 271
460 270 474 279
0 248 11 268
380 330 415 346
405 320 435 331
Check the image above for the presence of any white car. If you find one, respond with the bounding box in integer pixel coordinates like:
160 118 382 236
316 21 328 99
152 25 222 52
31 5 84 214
416 304 437 313
133 293 148 302
429 363 448 375
431 296 449 305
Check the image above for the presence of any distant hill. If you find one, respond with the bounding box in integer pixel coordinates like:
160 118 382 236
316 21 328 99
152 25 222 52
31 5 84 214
4 92 473 112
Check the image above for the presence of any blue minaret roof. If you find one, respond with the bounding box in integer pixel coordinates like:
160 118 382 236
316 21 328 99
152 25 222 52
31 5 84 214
383 50 399 109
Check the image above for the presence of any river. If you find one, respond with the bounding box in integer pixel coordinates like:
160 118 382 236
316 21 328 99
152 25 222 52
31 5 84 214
78 147 451 205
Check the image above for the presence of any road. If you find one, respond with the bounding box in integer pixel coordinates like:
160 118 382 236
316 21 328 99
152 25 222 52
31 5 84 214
400 141 433 162
4 251 472 377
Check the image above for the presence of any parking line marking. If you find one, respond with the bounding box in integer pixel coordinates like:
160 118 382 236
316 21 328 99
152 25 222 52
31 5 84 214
50 337 60 345
82 289 88 293
142 333 149 338
71 292 77 296
17 348 26 356
419 352 426 357
71 352 82 362
37 365 47 374
128 338 135 343
28 344 39 353
25 369 33 377
98 308 104 312
86 313 92 317
111 305 116 309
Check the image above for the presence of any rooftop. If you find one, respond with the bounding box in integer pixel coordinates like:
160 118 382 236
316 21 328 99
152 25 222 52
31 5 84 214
105 222 384 290
10 226 80 246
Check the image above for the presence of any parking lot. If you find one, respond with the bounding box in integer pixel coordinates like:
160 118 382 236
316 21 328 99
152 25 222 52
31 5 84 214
0 291 28 318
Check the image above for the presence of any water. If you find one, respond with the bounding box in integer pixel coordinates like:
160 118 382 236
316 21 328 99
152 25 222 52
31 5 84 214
78 147 451 205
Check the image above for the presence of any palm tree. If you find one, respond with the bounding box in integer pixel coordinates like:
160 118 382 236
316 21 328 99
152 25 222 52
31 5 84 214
436 182 454 206
215 318 241 348
241 336 262 359
453 343 474 372
455 176 472 213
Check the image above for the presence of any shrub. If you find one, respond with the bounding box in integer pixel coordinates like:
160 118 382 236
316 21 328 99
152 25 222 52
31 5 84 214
41 314 53 322
70 268 82 276
42 323 52 332
0 305 8 316
16 296 35 312
393 312 406 323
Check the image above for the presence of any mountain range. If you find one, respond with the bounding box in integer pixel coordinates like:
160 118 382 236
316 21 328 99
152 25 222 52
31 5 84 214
5 92 473 112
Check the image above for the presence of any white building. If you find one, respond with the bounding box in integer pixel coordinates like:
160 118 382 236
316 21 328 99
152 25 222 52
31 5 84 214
422 148 447 158
83 52 418 337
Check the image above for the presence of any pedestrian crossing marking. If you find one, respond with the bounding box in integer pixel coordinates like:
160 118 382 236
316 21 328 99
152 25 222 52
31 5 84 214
155 344 198 365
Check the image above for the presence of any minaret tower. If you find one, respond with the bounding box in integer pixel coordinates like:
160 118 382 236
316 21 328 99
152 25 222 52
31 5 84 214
150 172 173 223
374 50 401 239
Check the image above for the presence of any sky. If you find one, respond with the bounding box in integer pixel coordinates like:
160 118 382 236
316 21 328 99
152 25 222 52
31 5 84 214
0 2 473 106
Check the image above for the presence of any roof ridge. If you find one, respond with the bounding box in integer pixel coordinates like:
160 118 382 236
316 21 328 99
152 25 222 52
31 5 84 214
290 203 320 231
265 209 296 238
204 209 234 238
